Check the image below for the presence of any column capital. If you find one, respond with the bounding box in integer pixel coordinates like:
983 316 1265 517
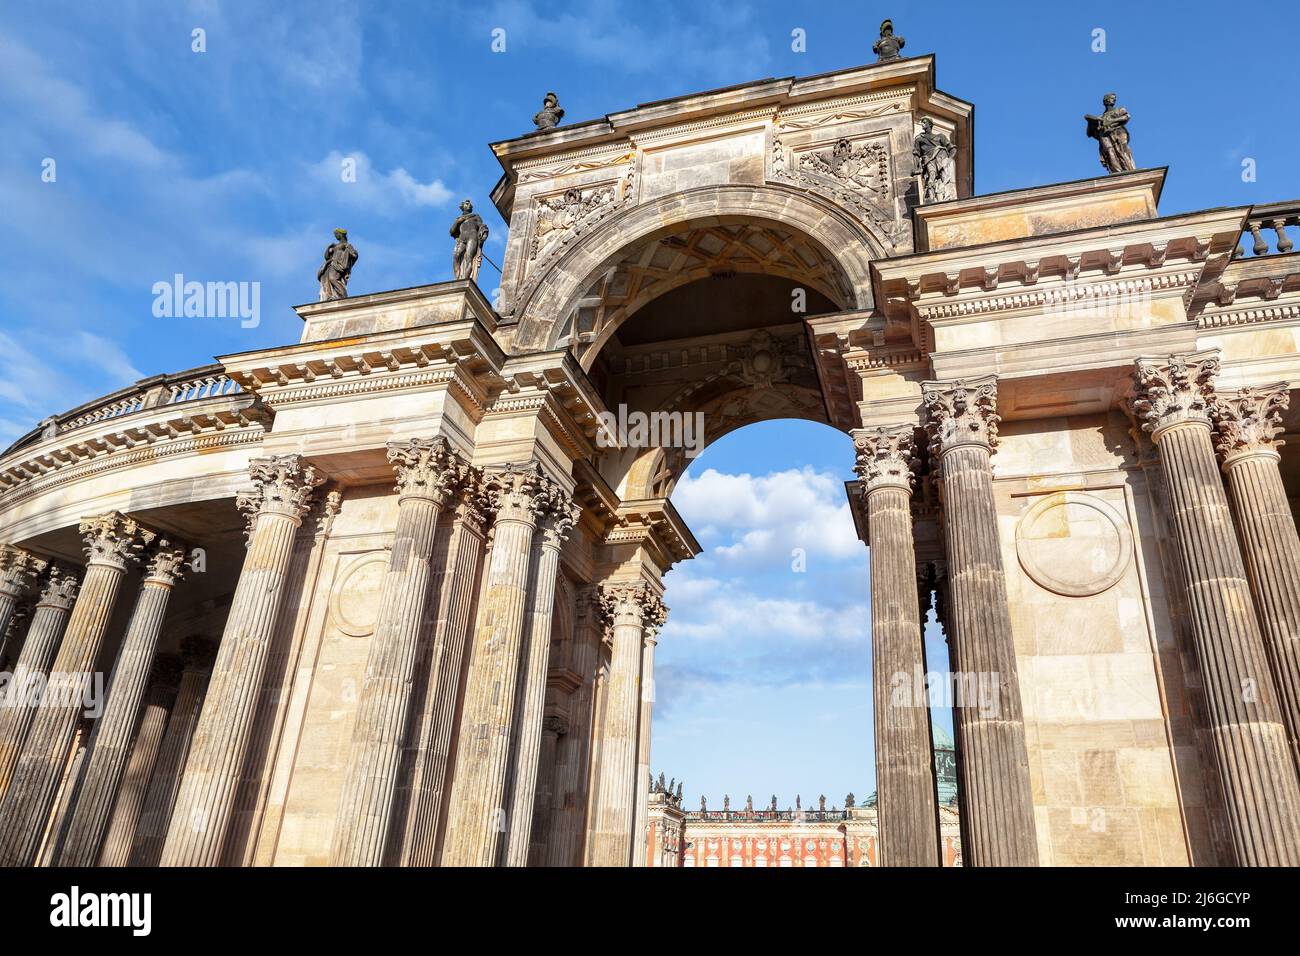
921 375 1000 458
598 582 668 636
236 455 327 538
539 500 581 552
1132 349 1221 440
1212 383 1290 467
79 512 156 571
853 424 918 494
0 545 49 599
36 566 80 610
387 437 469 504
485 462 569 526
143 539 190 588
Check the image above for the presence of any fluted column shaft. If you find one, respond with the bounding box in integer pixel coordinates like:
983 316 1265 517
161 455 323 866
98 677 174 867
395 498 488 866
128 661 210 867
1215 385 1300 769
587 584 664 867
442 466 555 866
546 591 601 866
59 542 187 866
0 569 78 794
504 505 575 867
923 378 1038 867
330 439 466 866
1135 355 1300 865
630 629 658 868
855 424 939 866
0 512 152 867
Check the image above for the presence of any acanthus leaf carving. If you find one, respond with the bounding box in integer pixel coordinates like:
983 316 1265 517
1212 382 1290 464
853 424 917 493
922 376 1000 461
1132 350 1221 437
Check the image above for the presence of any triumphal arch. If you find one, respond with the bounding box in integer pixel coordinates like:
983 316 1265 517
1 50 1299 868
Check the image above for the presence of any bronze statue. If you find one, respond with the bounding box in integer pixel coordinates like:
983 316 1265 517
873 19 905 62
845 792 855 809
819 794 826 812
745 794 753 813
1085 92 1135 174
450 199 489 282
534 91 565 130
317 228 358 301
770 795 777 812
913 117 957 204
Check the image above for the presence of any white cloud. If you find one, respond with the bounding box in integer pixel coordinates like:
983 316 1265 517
310 151 454 214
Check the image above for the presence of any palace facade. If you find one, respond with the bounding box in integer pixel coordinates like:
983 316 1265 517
1 46 1299 867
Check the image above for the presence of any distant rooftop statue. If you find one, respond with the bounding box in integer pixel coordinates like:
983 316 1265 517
1085 92 1136 174
317 228 357 302
533 91 565 131
873 19 905 62
449 199 489 282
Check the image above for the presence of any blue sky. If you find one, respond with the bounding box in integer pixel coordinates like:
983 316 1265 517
2 2 1296 807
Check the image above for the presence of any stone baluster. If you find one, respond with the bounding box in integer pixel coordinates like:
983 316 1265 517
329 439 466 866
58 540 189 866
1134 352 1300 865
630 603 667 868
1133 353 1300 868
545 588 602 866
1212 384 1300 767
97 654 182 867
161 455 324 866
0 545 48 647
855 423 940 867
586 583 664 867
1271 219 1294 255
1248 222 1269 257
128 636 214 867
392 480 491 866
922 376 1038 866
0 567 79 794
441 465 556 866
0 512 153 867
504 498 578 867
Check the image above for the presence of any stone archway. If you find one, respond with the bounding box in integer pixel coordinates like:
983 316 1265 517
508 183 886 354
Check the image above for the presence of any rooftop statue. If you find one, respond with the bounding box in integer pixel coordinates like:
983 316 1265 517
317 228 357 301
873 19 905 62
1085 92 1135 174
913 117 957 204
450 199 489 282
533 91 565 131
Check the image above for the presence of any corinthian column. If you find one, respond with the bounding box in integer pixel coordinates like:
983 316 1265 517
329 438 466 866
442 464 557 866
504 499 579 867
587 583 665 867
0 513 153 866
854 423 939 867
128 636 214 867
1212 385 1300 768
922 377 1038 867
546 588 601 866
0 567 79 793
630 609 667 868
393 483 490 866
1134 353 1300 865
58 539 188 866
98 654 181 867
161 455 324 867
0 545 47 644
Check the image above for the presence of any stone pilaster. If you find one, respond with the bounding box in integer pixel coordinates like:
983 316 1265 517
392 483 490 866
545 588 602 866
58 540 188 866
161 455 324 866
97 654 181 867
1213 384 1300 769
330 438 467 866
0 567 79 794
855 423 939 867
586 582 665 867
528 710 566 866
1134 353 1300 865
922 376 1038 867
128 636 214 867
504 498 578 867
0 545 48 644
630 606 667 868
0 512 153 867
441 464 559 866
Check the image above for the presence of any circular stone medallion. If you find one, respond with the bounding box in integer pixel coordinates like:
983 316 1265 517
330 552 388 636
1015 491 1132 597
